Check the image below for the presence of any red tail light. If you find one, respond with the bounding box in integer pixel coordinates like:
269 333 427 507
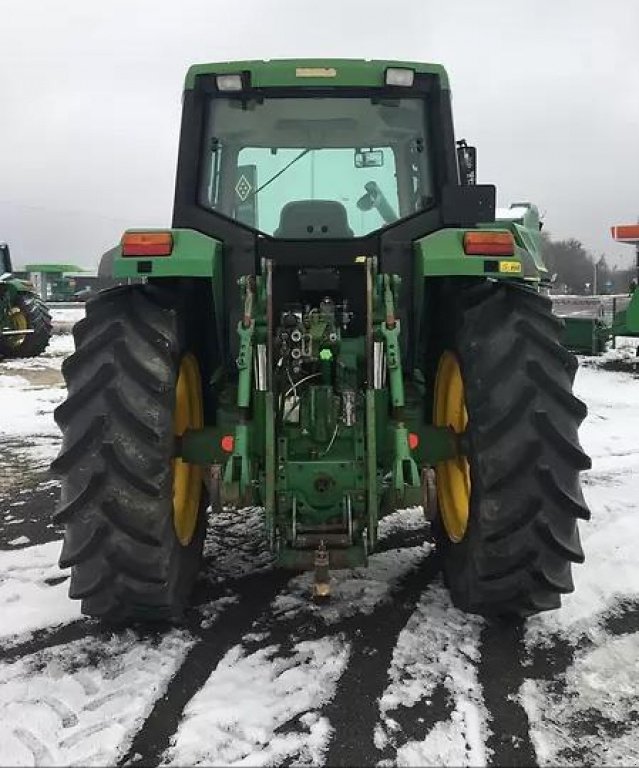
121 231 173 257
463 231 515 256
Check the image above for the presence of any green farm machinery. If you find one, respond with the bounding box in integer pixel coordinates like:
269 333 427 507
0 243 52 358
610 224 639 347
555 223 639 356
553 296 611 356
52 60 591 622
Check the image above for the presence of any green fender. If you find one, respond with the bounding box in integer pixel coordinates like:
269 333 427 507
112 228 223 280
0 278 36 296
413 227 544 281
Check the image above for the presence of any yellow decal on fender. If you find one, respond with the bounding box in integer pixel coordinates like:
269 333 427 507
499 260 522 274
296 67 337 78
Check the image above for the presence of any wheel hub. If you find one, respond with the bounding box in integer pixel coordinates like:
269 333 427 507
434 351 471 542
6 307 28 348
172 353 203 546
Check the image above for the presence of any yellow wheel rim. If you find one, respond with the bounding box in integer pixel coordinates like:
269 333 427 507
434 351 471 543
7 307 28 348
172 353 203 546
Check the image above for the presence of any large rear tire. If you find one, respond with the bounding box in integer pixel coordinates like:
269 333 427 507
0 293 52 358
52 285 207 621
433 281 591 617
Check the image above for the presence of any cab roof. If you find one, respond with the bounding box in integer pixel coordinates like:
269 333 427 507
184 59 449 90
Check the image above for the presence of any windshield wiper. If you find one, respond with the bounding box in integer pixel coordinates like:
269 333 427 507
249 149 311 199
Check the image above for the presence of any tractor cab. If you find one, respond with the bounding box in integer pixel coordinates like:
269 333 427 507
167 61 495 367
196 91 432 237
172 61 490 246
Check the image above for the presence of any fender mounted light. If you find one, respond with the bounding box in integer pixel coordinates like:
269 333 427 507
385 67 415 87
121 232 173 257
216 73 244 91
463 231 515 256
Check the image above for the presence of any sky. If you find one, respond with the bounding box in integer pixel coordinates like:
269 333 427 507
0 0 638 269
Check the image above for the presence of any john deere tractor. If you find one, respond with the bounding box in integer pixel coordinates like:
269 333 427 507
0 243 52 358
53 60 591 622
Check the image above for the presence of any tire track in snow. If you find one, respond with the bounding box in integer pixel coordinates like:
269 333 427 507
322 552 442 766
3 523 639 766
119 569 291 767
477 619 537 767
373 583 489 767
124 517 437 766
0 630 194 766
156 530 437 765
601 598 639 637
163 634 350 766
1 619 100 664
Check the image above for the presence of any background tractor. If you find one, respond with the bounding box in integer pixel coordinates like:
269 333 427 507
0 242 52 358
53 60 591 622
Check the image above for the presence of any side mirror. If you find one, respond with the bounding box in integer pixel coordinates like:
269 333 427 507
456 140 477 186
355 149 384 168
441 184 496 227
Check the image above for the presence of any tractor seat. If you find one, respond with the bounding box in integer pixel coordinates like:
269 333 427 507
274 200 354 239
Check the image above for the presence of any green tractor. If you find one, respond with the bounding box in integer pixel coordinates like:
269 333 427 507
0 243 52 358
52 60 591 622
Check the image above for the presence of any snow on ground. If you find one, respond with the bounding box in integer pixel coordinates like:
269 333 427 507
0 374 64 438
0 630 194 767
202 507 274 581
1 334 75 374
163 637 350 767
526 364 639 640
375 584 488 768
521 633 639 766
378 507 432 539
580 335 639 371
272 541 433 624
0 542 79 642
520 361 639 766
270 507 431 624
48 307 84 329
0 327 70 474
0 374 64 472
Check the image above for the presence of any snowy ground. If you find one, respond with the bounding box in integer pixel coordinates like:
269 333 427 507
0 325 637 767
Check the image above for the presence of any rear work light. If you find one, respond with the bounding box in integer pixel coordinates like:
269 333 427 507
385 67 415 87
121 232 173 257
216 73 244 91
463 231 515 256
